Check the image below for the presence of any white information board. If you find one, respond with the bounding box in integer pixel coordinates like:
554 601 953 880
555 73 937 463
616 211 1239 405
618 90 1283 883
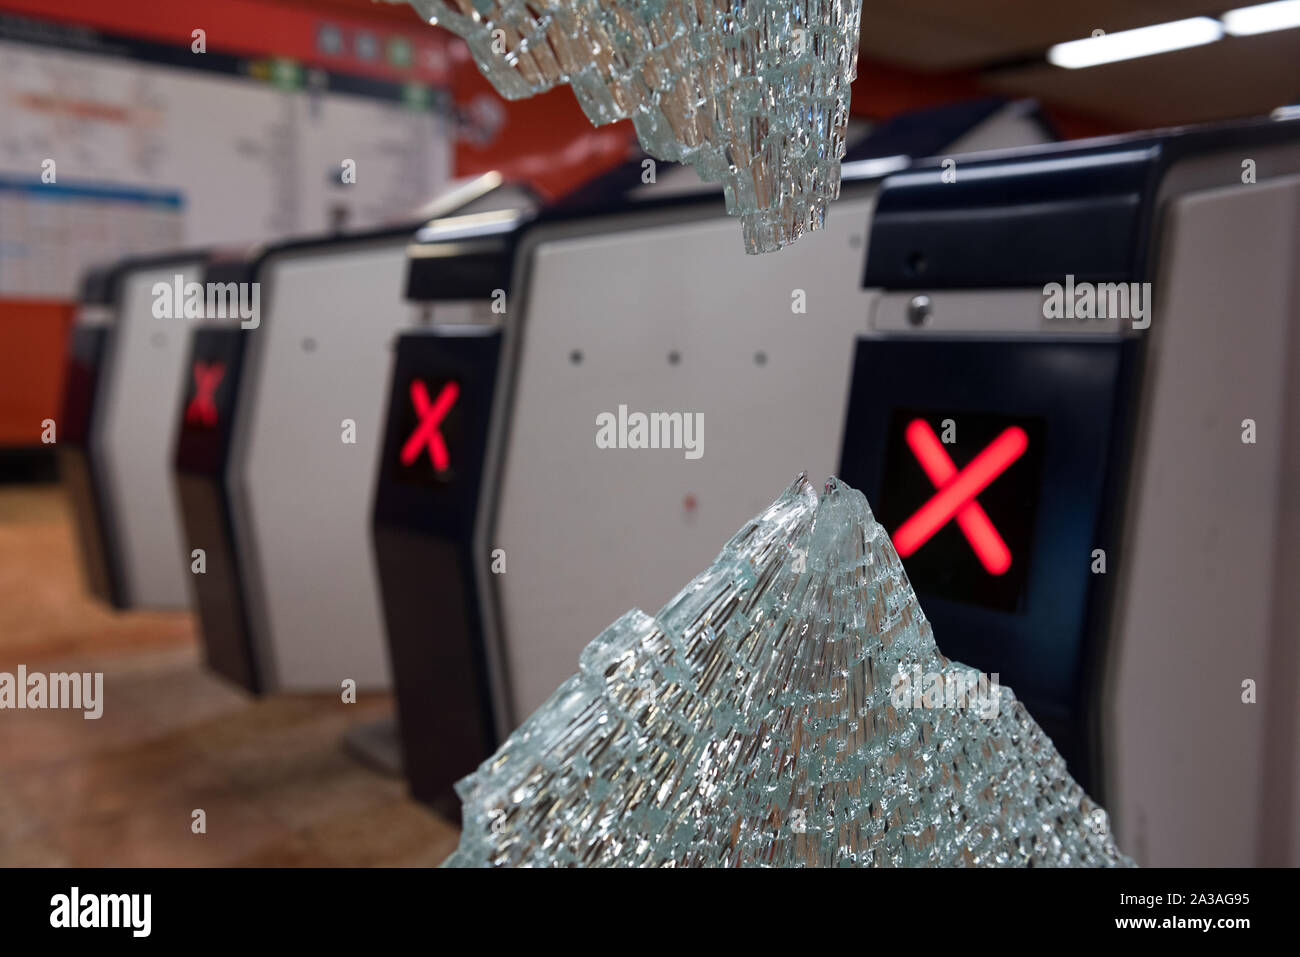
0 37 451 297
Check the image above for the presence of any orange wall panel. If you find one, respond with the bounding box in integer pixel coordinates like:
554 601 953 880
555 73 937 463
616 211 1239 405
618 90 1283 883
0 300 75 447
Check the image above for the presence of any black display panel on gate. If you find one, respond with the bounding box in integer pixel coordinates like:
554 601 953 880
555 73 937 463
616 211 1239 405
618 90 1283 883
58 324 121 607
372 328 504 810
838 338 1139 791
175 328 247 474
876 408 1045 613
174 326 258 693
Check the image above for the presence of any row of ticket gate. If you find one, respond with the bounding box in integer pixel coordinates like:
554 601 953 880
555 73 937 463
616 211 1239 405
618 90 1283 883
60 103 1300 866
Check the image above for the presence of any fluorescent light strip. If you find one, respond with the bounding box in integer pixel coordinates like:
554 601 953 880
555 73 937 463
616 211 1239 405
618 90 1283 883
1223 1 1300 35
1048 17 1224 69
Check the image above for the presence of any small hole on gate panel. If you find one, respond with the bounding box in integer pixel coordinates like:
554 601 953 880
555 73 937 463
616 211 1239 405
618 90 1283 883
754 351 767 366
668 351 681 366
569 349 583 365
302 337 317 353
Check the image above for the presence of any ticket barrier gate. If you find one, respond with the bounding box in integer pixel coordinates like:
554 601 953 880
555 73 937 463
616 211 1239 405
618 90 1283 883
838 114 1300 866
61 251 210 610
178 178 535 697
372 99 1056 806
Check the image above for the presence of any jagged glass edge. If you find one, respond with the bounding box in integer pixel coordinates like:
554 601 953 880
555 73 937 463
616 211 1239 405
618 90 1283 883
391 0 863 253
444 475 1133 867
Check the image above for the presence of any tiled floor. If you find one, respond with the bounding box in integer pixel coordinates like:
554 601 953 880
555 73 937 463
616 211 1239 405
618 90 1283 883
0 484 460 866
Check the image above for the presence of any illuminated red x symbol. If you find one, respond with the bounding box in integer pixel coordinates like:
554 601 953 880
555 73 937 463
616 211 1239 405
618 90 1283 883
893 419 1028 576
400 379 459 472
185 361 225 427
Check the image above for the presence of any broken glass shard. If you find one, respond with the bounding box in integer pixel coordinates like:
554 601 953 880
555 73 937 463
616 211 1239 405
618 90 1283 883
446 475 1133 867
392 0 863 254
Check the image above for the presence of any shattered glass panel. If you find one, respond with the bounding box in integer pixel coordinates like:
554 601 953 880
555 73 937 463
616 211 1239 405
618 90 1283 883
393 0 863 253
447 475 1132 867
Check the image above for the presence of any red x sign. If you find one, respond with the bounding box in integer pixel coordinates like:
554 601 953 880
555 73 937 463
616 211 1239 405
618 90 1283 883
401 379 459 472
892 419 1028 576
185 361 226 427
